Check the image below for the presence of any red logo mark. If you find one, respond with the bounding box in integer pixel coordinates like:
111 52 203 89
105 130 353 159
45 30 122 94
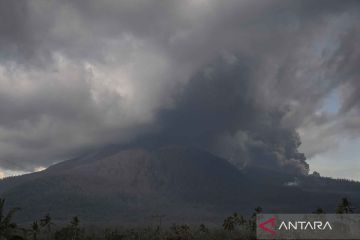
258 217 277 235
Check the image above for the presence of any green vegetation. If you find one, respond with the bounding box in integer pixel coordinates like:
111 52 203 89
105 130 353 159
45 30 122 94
0 198 355 240
336 198 354 214
0 199 22 240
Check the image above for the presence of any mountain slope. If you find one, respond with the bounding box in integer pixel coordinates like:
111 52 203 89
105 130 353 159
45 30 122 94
0 146 359 223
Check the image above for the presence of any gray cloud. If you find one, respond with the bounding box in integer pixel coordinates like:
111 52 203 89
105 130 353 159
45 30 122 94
0 0 359 174
151 55 309 174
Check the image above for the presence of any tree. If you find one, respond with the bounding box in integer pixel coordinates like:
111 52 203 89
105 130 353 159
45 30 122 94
168 224 192 240
249 207 263 232
40 214 54 240
0 198 21 240
30 221 40 240
253 207 262 216
223 214 236 232
70 216 81 240
336 198 354 214
222 212 245 232
313 208 325 214
55 216 83 240
198 224 209 234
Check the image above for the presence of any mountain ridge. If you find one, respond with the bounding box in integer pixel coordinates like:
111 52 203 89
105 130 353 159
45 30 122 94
0 145 359 224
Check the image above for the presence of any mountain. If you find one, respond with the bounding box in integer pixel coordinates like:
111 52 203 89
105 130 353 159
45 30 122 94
0 145 360 224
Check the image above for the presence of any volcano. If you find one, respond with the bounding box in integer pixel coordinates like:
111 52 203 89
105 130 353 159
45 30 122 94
0 146 359 223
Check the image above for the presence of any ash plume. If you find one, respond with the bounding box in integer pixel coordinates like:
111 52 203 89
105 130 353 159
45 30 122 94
0 0 359 176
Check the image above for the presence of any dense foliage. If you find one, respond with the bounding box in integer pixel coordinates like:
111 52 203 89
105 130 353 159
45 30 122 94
0 197 355 240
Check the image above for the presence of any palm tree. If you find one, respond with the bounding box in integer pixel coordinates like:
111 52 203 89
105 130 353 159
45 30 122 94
248 206 263 231
223 215 235 232
30 221 40 240
40 214 54 240
0 198 20 240
198 224 209 234
223 212 244 232
313 208 325 214
253 207 262 216
336 198 354 214
70 216 80 240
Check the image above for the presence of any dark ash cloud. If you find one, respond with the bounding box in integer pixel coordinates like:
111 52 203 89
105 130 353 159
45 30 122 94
153 56 308 174
0 0 359 175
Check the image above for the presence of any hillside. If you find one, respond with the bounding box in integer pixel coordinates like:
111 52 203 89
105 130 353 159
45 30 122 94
0 146 359 224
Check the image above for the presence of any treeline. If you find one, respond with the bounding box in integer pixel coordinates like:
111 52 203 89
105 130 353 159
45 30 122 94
0 197 355 240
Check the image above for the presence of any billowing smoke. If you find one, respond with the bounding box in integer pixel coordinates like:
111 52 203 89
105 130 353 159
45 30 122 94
0 0 359 176
145 55 309 174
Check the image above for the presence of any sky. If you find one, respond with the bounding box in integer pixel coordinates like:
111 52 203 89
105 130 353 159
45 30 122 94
0 0 359 180
302 90 360 180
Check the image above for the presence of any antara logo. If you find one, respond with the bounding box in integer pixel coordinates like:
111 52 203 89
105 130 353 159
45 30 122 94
279 221 332 230
258 217 277 235
258 217 333 235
